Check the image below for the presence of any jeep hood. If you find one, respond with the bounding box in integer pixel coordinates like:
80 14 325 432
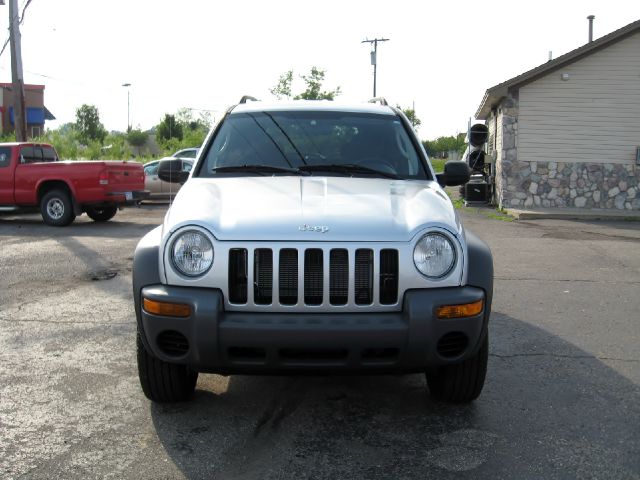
163 177 461 242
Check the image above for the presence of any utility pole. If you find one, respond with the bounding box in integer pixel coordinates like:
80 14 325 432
9 0 27 141
361 37 389 97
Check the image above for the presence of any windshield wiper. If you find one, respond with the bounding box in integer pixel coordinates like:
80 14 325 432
299 164 402 180
211 164 309 175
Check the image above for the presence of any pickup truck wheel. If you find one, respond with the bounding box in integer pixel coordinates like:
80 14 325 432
137 332 198 403
40 189 76 226
85 205 118 222
426 333 488 403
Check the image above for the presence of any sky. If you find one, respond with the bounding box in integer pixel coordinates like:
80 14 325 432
1 0 639 140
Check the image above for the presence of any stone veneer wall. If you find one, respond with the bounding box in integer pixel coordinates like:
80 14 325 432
496 93 639 211
501 161 638 210
495 94 518 209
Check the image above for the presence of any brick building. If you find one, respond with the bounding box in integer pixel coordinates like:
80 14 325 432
0 83 55 138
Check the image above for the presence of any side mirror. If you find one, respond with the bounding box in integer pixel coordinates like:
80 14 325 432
436 161 470 187
158 158 189 184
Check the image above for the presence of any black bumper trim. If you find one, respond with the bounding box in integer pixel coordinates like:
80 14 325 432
138 285 489 374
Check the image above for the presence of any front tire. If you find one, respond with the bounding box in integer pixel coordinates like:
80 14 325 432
426 333 488 403
137 333 198 403
85 205 118 222
40 189 76 226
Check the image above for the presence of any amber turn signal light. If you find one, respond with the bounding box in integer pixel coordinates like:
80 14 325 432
436 299 483 319
143 298 191 317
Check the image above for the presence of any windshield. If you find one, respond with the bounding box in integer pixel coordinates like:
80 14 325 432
197 111 429 179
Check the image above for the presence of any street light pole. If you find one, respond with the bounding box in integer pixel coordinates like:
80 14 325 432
361 38 389 97
122 83 131 131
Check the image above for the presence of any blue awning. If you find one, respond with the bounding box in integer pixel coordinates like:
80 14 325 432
9 107 46 125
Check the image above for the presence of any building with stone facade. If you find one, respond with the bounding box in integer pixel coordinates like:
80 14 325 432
475 19 639 212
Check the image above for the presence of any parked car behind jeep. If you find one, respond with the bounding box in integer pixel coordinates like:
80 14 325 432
133 99 493 404
143 157 193 199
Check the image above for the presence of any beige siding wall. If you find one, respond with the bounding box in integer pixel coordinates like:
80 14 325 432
518 32 640 164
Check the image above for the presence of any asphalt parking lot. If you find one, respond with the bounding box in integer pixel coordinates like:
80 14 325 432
1 204 639 480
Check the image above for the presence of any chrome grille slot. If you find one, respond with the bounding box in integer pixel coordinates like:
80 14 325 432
355 249 373 305
329 249 349 305
279 249 298 305
254 249 272 305
304 249 323 305
228 248 248 304
379 249 399 305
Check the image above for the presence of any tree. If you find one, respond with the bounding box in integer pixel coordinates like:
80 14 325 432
75 104 106 144
126 129 148 148
398 106 421 128
156 114 183 141
175 107 212 132
270 70 293 100
270 67 341 101
422 133 467 158
295 67 341 100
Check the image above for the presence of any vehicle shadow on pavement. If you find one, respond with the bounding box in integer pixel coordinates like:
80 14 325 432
0 217 158 239
148 313 640 480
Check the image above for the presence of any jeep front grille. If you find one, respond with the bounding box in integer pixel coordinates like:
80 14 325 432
227 247 399 309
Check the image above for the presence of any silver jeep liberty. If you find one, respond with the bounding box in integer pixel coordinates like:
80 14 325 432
133 99 493 404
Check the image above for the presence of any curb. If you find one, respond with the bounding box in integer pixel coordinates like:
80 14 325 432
505 208 640 221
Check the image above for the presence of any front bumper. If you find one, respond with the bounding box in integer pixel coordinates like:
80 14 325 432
137 285 489 374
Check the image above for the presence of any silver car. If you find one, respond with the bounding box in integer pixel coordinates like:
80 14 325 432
172 147 199 160
133 99 493 405
143 158 193 199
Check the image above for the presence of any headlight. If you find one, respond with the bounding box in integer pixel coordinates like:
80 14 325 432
171 230 214 277
413 232 456 278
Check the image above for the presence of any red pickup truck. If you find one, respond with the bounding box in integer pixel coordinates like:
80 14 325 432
0 142 147 226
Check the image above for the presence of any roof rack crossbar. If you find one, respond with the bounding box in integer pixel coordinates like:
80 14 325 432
239 95 259 104
368 97 388 106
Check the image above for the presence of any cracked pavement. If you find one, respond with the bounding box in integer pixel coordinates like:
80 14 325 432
1 204 639 479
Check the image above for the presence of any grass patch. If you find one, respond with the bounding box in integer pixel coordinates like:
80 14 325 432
430 158 446 173
452 197 464 209
482 211 515 222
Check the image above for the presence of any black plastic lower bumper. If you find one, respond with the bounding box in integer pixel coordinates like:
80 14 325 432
138 286 489 374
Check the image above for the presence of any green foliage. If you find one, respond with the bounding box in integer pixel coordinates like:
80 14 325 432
75 104 107 144
270 70 293 99
156 114 183 142
158 136 182 156
397 106 421 128
127 129 148 147
155 109 210 155
13 104 211 162
0 131 16 143
29 128 135 160
34 127 81 159
295 67 341 100
101 133 133 159
271 67 341 101
423 133 466 159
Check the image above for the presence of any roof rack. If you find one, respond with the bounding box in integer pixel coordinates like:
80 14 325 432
239 95 259 104
368 97 389 106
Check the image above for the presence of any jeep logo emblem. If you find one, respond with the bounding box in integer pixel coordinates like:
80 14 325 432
299 224 330 233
